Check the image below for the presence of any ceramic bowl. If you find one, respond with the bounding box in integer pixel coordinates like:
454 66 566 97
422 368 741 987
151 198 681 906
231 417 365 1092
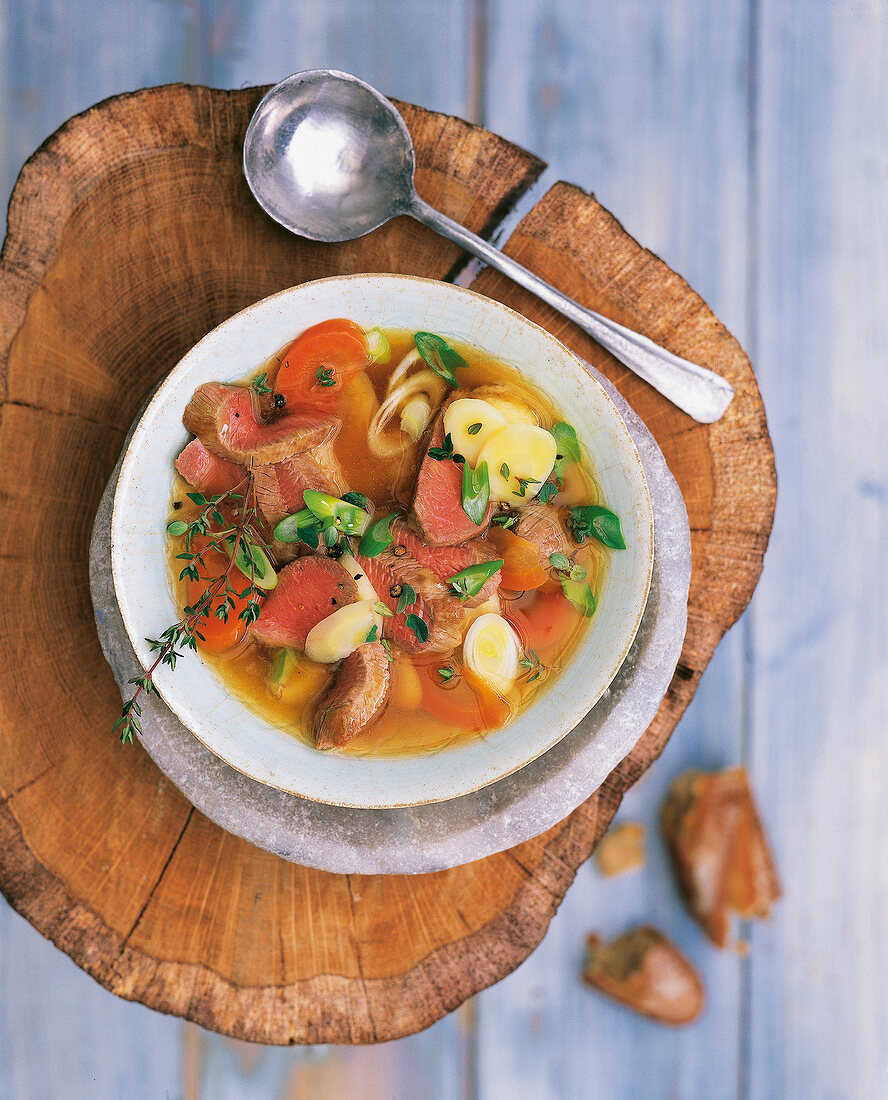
111 274 654 808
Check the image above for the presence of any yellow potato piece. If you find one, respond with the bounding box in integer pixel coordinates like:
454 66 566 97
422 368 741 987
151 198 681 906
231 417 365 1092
477 423 558 503
390 653 423 710
304 599 379 664
443 398 507 466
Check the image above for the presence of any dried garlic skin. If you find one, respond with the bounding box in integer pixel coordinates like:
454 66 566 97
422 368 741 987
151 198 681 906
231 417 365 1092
594 822 647 877
582 926 704 1025
660 767 781 948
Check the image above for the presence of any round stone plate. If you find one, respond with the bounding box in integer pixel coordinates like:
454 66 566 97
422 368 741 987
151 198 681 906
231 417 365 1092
90 364 689 875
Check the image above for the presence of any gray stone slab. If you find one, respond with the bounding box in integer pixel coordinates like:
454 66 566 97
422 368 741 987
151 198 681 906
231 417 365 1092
89 364 690 874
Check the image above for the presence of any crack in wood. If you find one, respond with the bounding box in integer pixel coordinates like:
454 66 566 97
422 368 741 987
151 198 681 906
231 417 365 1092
118 806 194 953
0 396 126 434
0 764 54 807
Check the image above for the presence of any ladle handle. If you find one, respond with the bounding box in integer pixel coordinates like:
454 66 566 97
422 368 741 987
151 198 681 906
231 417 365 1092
408 196 734 423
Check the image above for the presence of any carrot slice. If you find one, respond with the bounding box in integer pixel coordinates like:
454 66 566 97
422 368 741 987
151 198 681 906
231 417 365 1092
274 318 370 412
505 584 579 653
420 665 484 729
487 526 548 590
185 538 253 653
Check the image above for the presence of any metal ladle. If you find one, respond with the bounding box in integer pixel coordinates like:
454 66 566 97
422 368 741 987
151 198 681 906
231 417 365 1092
243 69 734 423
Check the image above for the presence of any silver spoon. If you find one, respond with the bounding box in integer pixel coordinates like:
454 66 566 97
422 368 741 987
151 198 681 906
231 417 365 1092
244 70 734 423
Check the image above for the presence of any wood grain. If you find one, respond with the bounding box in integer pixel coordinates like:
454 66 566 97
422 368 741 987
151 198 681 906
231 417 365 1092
0 82 773 1045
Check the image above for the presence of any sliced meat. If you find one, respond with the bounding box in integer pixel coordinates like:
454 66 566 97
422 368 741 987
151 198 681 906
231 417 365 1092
312 642 391 750
389 519 501 608
175 439 245 497
410 415 494 546
514 501 573 563
356 547 465 655
250 556 359 649
254 441 343 529
183 381 337 466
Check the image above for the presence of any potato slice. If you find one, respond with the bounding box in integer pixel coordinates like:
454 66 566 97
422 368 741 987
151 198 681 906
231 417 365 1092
443 398 507 466
477 423 558 503
304 599 379 664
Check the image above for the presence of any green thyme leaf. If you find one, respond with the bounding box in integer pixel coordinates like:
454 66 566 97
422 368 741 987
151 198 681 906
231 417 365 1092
167 520 188 536
315 365 336 387
397 584 417 614
405 613 429 643
380 638 394 661
568 505 627 550
537 481 559 504
414 331 468 388
374 601 394 618
253 372 272 395
341 491 369 509
467 422 482 435
438 666 455 683
428 432 455 461
365 624 379 643
500 462 510 480
551 422 581 486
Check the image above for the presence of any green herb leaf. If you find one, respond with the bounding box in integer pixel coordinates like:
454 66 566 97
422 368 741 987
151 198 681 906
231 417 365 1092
549 552 571 571
374 601 394 618
512 475 542 498
303 489 370 535
414 331 468 388
253 372 272 395
365 624 379 643
500 462 510 480
462 460 490 526
491 513 519 529
447 558 504 600
467 422 482 435
537 481 559 504
380 638 394 662
568 505 627 550
438 665 455 683
397 584 417 614
551 422 582 486
428 432 455 461
186 492 207 506
561 578 597 617
358 513 396 558
315 365 336 387
405 613 429 643
341 491 369 509
167 520 188 536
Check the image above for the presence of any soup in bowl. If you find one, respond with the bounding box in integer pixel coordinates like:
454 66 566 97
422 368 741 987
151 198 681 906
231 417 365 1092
112 275 654 807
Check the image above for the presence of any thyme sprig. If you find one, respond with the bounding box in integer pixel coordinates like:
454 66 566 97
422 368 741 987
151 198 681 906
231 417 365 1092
115 470 267 745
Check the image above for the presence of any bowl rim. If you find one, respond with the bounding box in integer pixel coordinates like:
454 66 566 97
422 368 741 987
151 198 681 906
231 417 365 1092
111 273 654 807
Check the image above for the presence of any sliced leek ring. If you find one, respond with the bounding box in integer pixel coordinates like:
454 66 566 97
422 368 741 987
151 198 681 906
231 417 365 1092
476 423 558 504
304 599 379 664
443 398 507 466
462 612 520 696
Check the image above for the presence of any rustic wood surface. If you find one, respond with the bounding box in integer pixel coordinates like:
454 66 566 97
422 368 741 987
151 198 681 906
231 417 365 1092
0 78 773 1048
2 1 883 1096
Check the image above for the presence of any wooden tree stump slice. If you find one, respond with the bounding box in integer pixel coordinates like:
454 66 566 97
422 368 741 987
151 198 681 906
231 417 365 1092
0 86 776 1044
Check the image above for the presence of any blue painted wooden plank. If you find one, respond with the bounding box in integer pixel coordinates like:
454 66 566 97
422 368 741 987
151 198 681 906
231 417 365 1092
214 0 473 120
0 0 218 210
746 2 888 1098
475 2 753 1097
0 900 184 1100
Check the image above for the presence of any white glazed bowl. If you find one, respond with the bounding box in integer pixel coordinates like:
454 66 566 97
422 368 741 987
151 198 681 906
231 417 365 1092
111 275 654 808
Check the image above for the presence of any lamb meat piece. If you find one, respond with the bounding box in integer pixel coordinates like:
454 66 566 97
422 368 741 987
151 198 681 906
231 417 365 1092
174 439 245 497
410 415 494 546
249 556 359 649
254 440 344 529
389 518 501 609
513 501 573 564
356 545 465 655
582 926 705 1026
312 642 391 749
183 381 337 466
660 767 781 948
